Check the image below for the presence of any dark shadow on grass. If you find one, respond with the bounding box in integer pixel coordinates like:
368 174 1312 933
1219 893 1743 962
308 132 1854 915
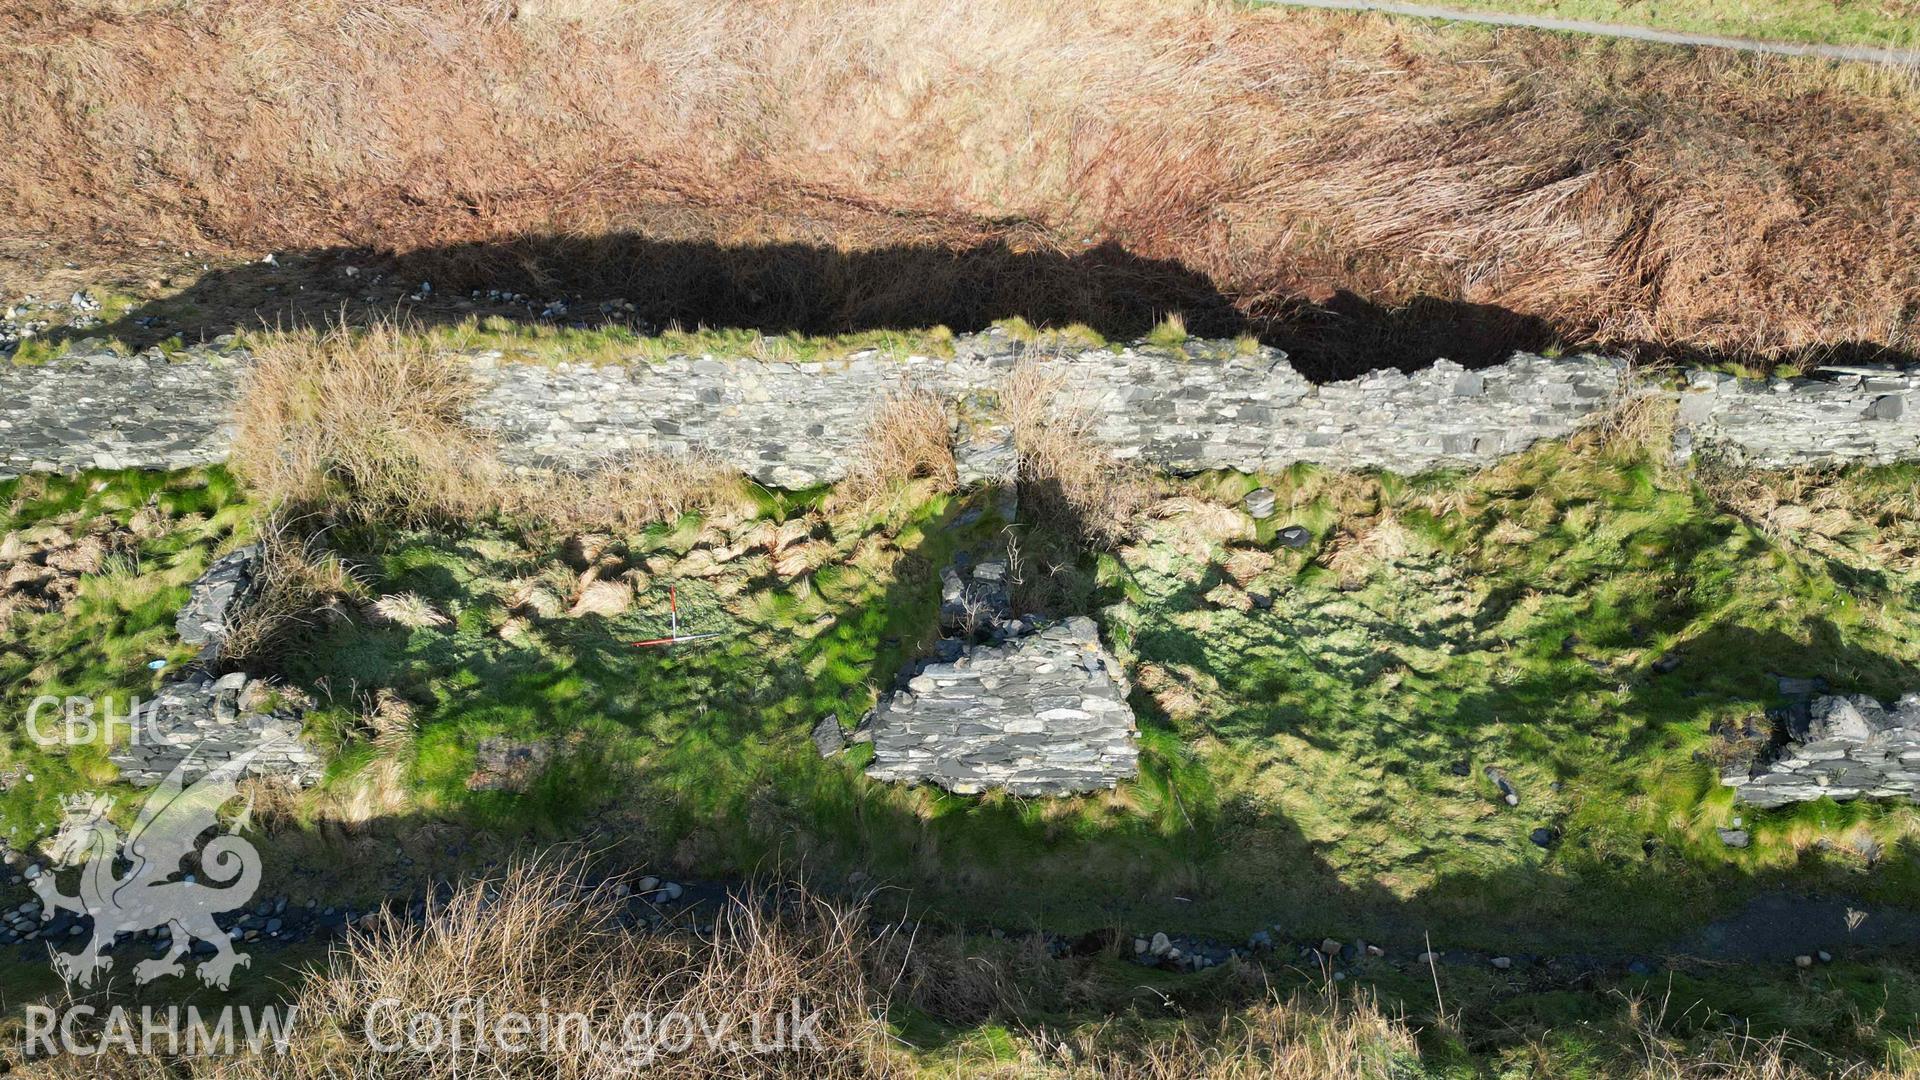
41 236 1918 382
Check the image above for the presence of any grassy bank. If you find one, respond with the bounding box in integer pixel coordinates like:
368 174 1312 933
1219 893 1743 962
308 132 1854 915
2 2 1916 373
9 432 1920 952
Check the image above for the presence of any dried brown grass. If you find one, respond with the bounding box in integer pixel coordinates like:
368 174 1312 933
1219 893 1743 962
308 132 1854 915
1581 370 1678 460
2 2 1915 364
232 319 745 530
840 388 958 507
1700 462 1920 574
231 322 498 525
511 450 752 533
217 523 366 668
1002 361 1153 548
257 858 897 1079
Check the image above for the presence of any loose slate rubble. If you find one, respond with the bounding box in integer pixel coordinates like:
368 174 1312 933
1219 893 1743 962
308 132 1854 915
940 551 1014 635
865 616 1139 796
811 715 847 758
1723 693 1920 808
175 543 260 658
109 671 322 788
108 551 323 789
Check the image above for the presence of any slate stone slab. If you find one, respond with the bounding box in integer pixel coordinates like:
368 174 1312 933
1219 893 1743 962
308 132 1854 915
865 617 1138 797
1724 692 1920 807
108 672 322 789
175 544 260 651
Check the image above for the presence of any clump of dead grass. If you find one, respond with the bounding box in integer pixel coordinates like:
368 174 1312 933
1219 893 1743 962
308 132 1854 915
1699 460 1920 574
511 450 752 533
218 522 366 668
265 856 896 1079
369 592 449 629
232 321 499 525
1581 370 1678 460
839 387 957 507
1002 361 1152 548
365 688 418 757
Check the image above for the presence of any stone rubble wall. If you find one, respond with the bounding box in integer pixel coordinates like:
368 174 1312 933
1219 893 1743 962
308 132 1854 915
3 330 1918 484
1677 368 1920 468
0 350 240 476
1723 693 1920 808
108 671 324 789
865 616 1139 796
108 544 324 790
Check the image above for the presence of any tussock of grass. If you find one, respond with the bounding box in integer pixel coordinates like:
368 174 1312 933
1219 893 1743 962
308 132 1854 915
233 321 499 525
1001 361 1154 549
991 316 1109 352
1143 312 1189 350
276 857 892 1078
839 388 958 508
219 519 368 668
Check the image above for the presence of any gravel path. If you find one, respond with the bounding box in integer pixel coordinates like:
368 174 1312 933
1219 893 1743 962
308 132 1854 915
1253 0 1920 66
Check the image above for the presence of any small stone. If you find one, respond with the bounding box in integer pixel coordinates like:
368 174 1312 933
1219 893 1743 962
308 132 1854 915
1318 938 1341 957
1794 954 1814 968
1716 828 1750 849
1484 766 1519 806
811 714 846 758
1651 652 1683 675
1275 525 1312 549
1491 956 1512 970
1866 395 1905 421
1530 827 1557 849
1817 950 1833 963
1244 488 1277 519
1149 932 1171 957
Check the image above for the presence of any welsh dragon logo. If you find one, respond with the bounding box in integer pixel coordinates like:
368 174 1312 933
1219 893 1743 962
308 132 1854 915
32 743 268 990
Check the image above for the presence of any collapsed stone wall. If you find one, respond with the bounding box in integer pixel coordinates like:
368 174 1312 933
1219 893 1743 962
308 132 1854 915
1722 693 1920 808
4 329 1915 484
864 615 1139 796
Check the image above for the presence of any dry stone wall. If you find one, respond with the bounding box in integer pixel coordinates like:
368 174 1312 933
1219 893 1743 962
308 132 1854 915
2 329 1917 483
1722 693 1920 808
